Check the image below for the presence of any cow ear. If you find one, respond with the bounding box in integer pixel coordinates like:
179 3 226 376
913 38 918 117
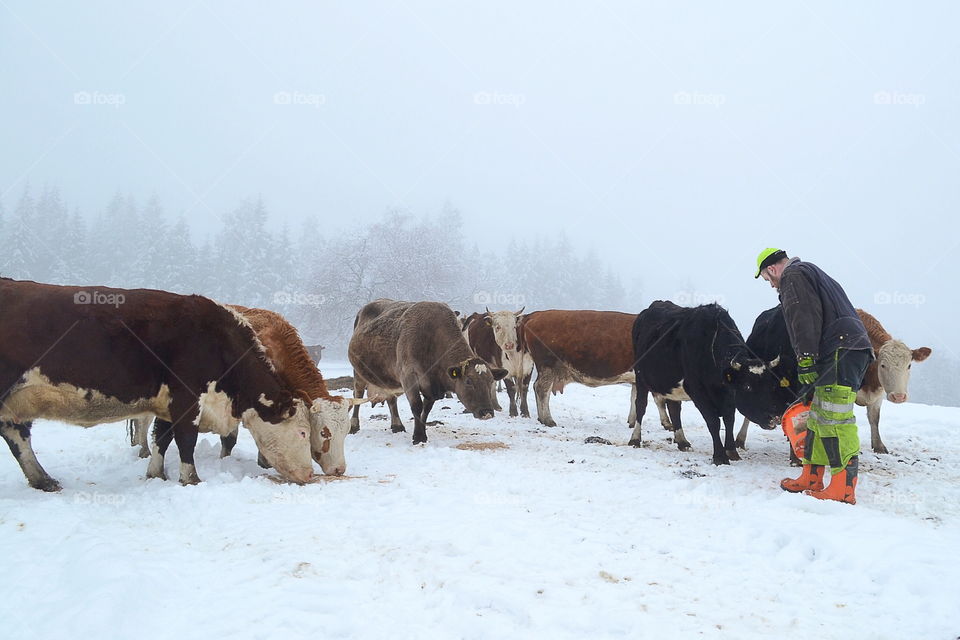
484 316 492 326
448 366 462 379
492 367 509 381
912 347 932 362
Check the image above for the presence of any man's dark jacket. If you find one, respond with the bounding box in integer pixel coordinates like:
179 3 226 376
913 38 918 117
778 257 873 360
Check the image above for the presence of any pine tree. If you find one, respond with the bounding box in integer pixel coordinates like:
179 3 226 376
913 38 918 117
4 186 40 279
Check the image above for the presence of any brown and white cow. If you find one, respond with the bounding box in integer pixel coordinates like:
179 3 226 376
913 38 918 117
348 299 508 444
0 279 314 490
857 308 932 454
518 310 639 429
461 309 533 417
138 306 366 477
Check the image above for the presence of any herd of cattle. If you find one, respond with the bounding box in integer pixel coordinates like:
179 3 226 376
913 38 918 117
0 277 931 492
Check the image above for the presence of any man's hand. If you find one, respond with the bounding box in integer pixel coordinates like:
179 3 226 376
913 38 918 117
798 355 819 385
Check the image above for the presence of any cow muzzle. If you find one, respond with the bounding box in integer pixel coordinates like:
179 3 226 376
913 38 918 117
888 392 907 404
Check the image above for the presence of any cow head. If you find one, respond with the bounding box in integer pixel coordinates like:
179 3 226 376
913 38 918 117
242 399 314 484
484 307 525 353
448 357 508 419
726 355 795 429
308 396 368 476
876 340 931 404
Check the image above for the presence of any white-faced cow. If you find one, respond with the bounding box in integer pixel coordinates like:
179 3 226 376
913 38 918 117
518 310 640 429
462 308 533 418
0 279 314 490
631 301 746 465
348 299 508 444
137 306 366 478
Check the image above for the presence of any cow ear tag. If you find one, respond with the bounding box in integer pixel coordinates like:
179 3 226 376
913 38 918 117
780 378 791 387
449 367 460 379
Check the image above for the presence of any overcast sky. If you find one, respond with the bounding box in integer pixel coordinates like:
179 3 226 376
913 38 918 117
1 1 956 356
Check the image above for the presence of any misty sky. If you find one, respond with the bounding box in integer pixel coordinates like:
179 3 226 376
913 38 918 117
1 1 957 356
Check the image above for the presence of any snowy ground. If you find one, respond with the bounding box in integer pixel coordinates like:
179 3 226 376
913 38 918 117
1 361 958 640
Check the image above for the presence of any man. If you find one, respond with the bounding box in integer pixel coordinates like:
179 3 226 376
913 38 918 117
755 248 873 504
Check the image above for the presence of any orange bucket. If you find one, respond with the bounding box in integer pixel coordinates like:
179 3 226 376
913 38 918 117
781 402 811 460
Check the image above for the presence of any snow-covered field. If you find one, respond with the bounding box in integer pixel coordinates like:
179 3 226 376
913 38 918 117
1 361 958 639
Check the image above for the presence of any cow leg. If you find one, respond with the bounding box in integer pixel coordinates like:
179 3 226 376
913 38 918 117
627 384 637 429
867 399 887 454
220 426 238 458
723 411 740 461
533 369 557 427
505 377 518 417
0 421 61 492
628 388 648 446
131 417 151 458
654 394 673 430
350 376 367 434
387 397 405 433
735 416 750 449
518 372 531 418
407 390 429 445
172 421 201 485
146 419 173 481
668 401 691 451
490 381 502 411
704 414 729 465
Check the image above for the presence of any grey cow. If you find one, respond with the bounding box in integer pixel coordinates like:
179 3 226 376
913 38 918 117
348 299 508 444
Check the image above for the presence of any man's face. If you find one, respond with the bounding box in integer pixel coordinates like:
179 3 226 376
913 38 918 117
760 265 781 289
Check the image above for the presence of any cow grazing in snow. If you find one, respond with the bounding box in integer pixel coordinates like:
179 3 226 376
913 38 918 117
0 278 314 490
733 306 931 455
348 299 508 444
462 308 533 417
631 301 745 465
518 309 640 429
139 306 366 477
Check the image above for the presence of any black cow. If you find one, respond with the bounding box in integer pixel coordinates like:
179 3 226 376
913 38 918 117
730 305 800 450
630 301 745 465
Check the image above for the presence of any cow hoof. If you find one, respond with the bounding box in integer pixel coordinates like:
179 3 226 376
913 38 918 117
391 426 407 433
539 419 557 428
349 426 360 435
509 409 518 417
31 477 62 492
873 445 889 455
219 448 234 459
628 438 643 448
734 439 746 450
412 435 428 445
676 442 691 452
661 423 674 431
179 476 201 486
138 448 150 459
712 455 731 466
725 449 741 461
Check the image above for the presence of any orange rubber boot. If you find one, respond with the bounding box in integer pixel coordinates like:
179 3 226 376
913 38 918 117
780 464 825 493
806 457 858 505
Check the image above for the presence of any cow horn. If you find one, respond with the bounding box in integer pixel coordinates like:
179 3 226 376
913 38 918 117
485 306 491 315
346 397 370 407
730 359 742 371
516 306 525 316
768 355 781 368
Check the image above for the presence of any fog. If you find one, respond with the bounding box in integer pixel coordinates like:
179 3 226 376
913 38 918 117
1 1 957 403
